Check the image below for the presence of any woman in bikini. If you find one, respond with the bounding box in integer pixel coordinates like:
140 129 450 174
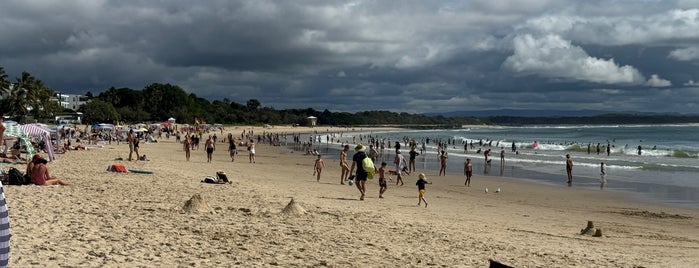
340 144 350 184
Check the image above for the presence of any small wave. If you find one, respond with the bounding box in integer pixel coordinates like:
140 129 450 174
672 150 699 158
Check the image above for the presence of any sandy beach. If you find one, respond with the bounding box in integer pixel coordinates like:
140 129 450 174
3 125 698 267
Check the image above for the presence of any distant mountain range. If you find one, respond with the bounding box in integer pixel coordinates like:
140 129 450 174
425 109 689 117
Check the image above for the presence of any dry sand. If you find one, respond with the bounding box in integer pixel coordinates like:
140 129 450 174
3 125 698 267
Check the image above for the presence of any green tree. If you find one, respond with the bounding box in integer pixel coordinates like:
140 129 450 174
78 99 120 124
246 99 261 110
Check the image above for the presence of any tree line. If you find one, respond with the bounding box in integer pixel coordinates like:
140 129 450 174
2 66 697 126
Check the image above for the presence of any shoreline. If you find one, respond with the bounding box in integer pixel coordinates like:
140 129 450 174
3 125 698 266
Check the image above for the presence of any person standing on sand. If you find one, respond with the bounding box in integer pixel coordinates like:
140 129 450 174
566 154 573 184
183 136 191 161
416 173 432 208
349 144 368 200
464 158 472 187
127 130 140 161
313 154 324 182
247 139 256 163
205 135 215 163
378 162 388 198
340 144 350 184
409 147 419 173
439 150 448 176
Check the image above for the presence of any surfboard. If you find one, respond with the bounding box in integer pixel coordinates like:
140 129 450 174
128 169 154 174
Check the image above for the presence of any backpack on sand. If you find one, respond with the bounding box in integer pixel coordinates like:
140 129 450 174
8 167 30 185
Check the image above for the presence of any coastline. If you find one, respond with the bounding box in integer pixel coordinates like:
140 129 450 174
3 125 698 267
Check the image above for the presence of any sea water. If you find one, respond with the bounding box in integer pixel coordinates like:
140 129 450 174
300 124 699 208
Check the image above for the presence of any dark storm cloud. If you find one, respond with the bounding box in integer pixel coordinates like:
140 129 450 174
1 0 698 114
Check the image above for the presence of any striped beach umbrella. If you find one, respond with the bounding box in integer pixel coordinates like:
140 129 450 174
2 123 36 157
18 124 55 161
0 181 10 267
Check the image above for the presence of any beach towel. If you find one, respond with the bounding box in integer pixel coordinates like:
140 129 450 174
108 164 129 173
0 181 10 267
201 176 219 184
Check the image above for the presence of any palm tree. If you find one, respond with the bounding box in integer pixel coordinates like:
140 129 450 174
0 67 9 96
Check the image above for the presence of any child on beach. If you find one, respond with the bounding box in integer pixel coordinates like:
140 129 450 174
378 162 388 198
416 173 432 208
313 154 324 182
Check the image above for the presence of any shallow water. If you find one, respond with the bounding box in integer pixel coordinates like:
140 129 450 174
297 125 699 208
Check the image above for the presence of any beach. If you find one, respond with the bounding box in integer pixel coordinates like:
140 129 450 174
3 125 698 267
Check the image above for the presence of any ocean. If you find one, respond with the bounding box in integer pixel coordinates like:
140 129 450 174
297 124 699 208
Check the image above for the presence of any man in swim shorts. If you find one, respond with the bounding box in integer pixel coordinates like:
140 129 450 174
349 144 368 200
205 135 215 163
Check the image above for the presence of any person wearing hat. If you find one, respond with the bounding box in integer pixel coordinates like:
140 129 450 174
349 144 368 200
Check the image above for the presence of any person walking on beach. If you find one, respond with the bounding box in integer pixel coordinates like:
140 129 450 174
378 162 388 198
228 135 237 162
439 150 448 176
566 154 573 184
416 173 432 208
464 158 473 187
183 136 191 161
394 150 407 185
349 144 369 200
313 154 324 182
205 135 215 163
600 162 606 189
340 144 350 184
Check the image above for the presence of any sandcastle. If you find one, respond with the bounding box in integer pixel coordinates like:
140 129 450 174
182 193 213 213
281 198 306 215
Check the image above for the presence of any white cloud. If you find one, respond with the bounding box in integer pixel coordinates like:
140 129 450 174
504 34 647 85
669 46 699 61
646 74 672 87
520 9 699 46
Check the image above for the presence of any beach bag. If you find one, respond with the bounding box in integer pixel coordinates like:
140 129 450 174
362 156 375 179
202 176 218 184
8 167 29 185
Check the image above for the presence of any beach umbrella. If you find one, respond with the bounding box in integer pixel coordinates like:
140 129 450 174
0 181 10 267
161 121 172 127
2 123 36 157
18 124 56 161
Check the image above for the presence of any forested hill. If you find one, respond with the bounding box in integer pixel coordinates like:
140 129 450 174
485 114 699 125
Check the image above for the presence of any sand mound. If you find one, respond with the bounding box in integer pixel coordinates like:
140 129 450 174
281 198 306 215
182 193 212 213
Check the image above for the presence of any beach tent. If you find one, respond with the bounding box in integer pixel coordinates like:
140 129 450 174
18 124 56 161
92 123 115 130
2 123 36 157
168 117 176 124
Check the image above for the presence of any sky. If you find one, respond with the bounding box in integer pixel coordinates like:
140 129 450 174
1 0 699 114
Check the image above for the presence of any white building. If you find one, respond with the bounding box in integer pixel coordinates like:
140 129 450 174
54 93 88 111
